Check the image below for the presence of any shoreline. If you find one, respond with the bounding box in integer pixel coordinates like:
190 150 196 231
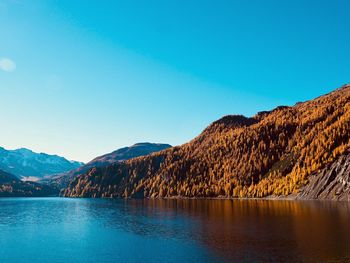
1 193 349 202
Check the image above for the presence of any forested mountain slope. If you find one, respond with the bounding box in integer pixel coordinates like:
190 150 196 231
63 85 350 200
49 143 171 188
0 169 57 197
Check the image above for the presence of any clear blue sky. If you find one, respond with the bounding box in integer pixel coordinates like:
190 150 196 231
1 0 349 162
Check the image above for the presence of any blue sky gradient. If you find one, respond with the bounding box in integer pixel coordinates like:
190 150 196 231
1 0 350 162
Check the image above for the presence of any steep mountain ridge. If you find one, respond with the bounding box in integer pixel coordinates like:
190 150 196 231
63 85 350 200
0 147 83 181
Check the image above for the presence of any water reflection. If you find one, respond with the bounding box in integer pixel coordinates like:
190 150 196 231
102 199 350 262
0 198 350 263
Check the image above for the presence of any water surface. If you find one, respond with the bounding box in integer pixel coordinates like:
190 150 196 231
0 198 349 262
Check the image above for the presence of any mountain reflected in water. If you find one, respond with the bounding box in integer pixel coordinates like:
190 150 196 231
0 198 349 263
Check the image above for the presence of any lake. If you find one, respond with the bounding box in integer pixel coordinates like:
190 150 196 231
0 198 349 263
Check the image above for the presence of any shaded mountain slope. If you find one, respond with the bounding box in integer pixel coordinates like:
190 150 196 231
0 147 83 181
0 169 19 184
63 85 350 200
50 143 171 188
0 169 57 197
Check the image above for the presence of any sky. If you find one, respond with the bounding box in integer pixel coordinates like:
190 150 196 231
1 0 350 162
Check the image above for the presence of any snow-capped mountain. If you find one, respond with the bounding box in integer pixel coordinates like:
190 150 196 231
0 147 83 181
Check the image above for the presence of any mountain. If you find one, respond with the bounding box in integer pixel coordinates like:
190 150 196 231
63 85 350 200
50 143 171 188
0 169 57 197
0 147 83 181
0 169 19 184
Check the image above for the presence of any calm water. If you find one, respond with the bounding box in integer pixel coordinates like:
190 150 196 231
0 198 350 263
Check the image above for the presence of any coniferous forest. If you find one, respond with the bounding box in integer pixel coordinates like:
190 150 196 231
63 85 350 200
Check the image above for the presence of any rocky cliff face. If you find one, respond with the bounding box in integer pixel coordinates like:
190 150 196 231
298 153 350 201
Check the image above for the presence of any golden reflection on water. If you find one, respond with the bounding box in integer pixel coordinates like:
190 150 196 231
126 199 350 262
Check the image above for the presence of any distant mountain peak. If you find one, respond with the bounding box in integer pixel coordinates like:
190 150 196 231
15 147 33 153
0 146 83 180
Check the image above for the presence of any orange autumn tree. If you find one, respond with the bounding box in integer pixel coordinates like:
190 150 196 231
63 85 350 198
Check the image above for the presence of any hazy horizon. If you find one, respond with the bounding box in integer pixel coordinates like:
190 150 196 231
1 0 350 162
